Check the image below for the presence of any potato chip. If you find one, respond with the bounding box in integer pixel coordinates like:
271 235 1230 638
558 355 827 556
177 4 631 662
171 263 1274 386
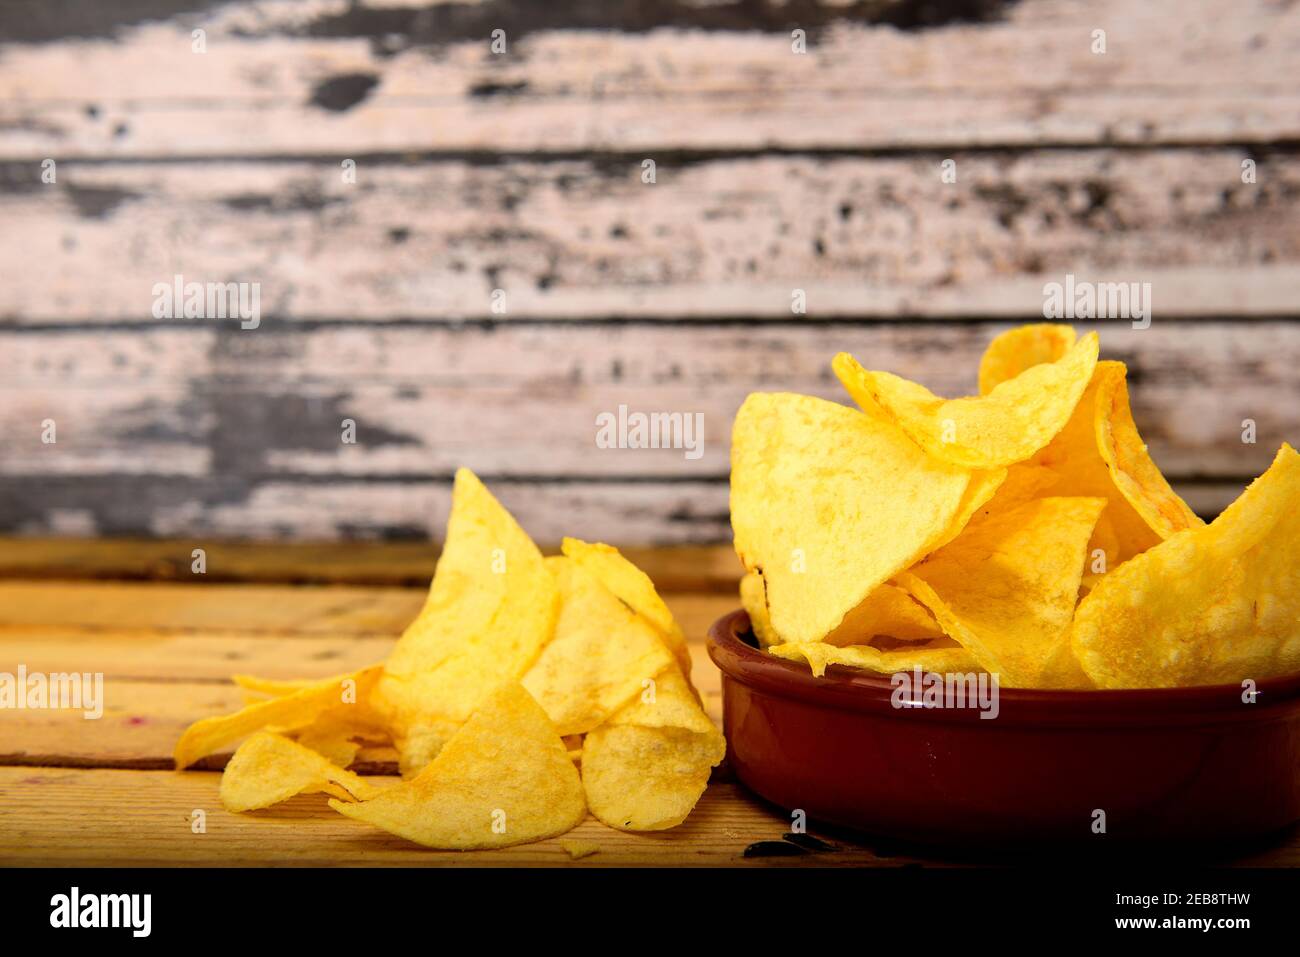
739 570 780 647
972 462 1061 520
731 391 974 644
1030 361 1201 571
174 665 382 769
561 537 693 679
833 332 1098 469
522 557 675 736
1094 363 1203 541
331 682 586 849
834 352 1009 548
220 731 381 812
768 641 981 678
604 664 716 734
293 726 361 768
823 582 945 646
895 497 1105 687
559 839 600 860
978 323 1077 395
1072 444 1300 689
927 467 1008 549
231 669 391 764
232 674 316 702
581 664 724 831
372 469 559 774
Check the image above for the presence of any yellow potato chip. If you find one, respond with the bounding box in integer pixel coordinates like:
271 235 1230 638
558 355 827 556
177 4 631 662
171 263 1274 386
232 674 316 703
522 557 675 736
231 670 391 764
1094 363 1203 541
605 664 716 734
581 664 724 831
926 467 1008 550
291 709 374 768
331 682 586 849
895 497 1105 687
834 332 1098 469
581 725 720 832
1072 444 1300 688
559 839 600 860
978 323 1077 395
768 641 981 678
174 665 382 769
970 462 1061 522
731 391 974 644
823 582 945 646
1030 361 1202 571
561 537 693 679
739 570 781 647
220 731 381 812
373 469 559 774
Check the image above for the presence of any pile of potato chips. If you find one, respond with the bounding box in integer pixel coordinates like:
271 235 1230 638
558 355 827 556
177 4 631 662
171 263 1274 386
175 469 723 849
733 324 1299 689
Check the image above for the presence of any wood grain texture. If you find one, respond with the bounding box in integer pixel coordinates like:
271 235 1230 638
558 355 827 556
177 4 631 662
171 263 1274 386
0 559 1295 866
2 152 1298 323
3 322 1294 477
3 769 1292 867
0 576 731 768
1 0 1297 158
0 772 931 868
0 0 1296 544
2 322 1293 538
0 578 734 647
0 537 743 589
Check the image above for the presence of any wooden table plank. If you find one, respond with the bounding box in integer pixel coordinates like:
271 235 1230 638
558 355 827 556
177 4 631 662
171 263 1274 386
0 578 731 768
0 580 737 644
1 768 1293 868
2 324 1295 479
0 565 1296 865
0 628 394 683
0 771 919 868
5 154 1300 325
0 580 424 635
2 0 1296 158
0 539 741 591
0 674 724 771
2 320 1288 541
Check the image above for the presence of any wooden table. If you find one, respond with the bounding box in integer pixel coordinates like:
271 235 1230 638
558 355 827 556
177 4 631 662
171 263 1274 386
0 538 1295 867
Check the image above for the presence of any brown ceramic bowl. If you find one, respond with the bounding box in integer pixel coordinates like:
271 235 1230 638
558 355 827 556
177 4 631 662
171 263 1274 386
708 609 1300 847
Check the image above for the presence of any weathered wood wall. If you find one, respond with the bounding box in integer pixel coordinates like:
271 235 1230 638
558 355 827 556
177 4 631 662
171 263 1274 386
1 0 1297 544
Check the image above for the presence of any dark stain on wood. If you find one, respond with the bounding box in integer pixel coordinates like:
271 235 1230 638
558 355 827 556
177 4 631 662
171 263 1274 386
469 80 530 98
743 840 808 858
64 184 141 219
0 0 232 43
291 0 1020 48
307 72 380 113
220 189 342 213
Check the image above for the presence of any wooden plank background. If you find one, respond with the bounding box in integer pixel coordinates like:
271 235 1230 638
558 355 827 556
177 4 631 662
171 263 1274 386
1 0 1298 544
